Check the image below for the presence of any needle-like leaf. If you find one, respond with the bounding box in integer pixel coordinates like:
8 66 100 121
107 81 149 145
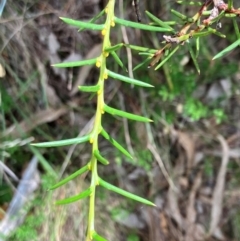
52 58 97 68
79 9 105 32
60 17 104 30
92 232 108 241
125 44 157 53
155 45 180 70
104 43 124 52
133 57 152 71
99 178 156 206
94 150 109 165
213 38 240 60
31 135 91 147
145 11 174 30
50 164 89 190
188 43 200 74
107 70 154 87
79 85 100 92
104 104 152 122
110 51 125 70
114 17 173 32
101 128 132 159
55 187 92 205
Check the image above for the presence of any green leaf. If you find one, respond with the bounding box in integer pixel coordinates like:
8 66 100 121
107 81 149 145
192 30 213 38
212 31 226 38
125 44 157 53
79 85 100 92
101 128 132 159
188 43 200 74
104 43 124 52
233 18 240 39
31 135 91 147
110 51 125 70
197 27 226 38
145 11 174 30
104 104 152 122
92 232 108 241
60 17 104 30
139 52 154 57
225 13 238 18
55 187 92 205
177 1 202 6
171 9 188 20
79 9 105 32
133 57 151 71
107 70 154 87
52 58 97 68
94 150 109 165
50 164 89 190
155 45 180 70
29 146 57 178
114 17 173 32
213 38 240 60
99 178 155 206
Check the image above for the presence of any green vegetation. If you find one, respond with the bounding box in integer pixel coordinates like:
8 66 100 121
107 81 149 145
1 0 240 240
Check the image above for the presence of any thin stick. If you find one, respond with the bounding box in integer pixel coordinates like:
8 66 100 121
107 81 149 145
133 0 141 22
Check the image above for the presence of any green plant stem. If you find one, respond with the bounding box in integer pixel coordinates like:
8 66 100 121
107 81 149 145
86 0 115 240
228 0 233 9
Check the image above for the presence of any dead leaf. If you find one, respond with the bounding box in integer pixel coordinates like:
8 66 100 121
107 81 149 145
167 186 185 230
185 172 203 241
209 135 229 238
177 131 196 171
141 207 168 241
148 143 177 192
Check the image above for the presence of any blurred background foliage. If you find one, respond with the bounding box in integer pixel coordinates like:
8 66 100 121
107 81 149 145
1 0 240 240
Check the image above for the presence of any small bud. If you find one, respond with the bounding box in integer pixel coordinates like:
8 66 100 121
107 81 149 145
96 58 101 68
101 29 106 36
103 72 108 79
89 138 94 144
104 52 109 57
111 20 115 27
